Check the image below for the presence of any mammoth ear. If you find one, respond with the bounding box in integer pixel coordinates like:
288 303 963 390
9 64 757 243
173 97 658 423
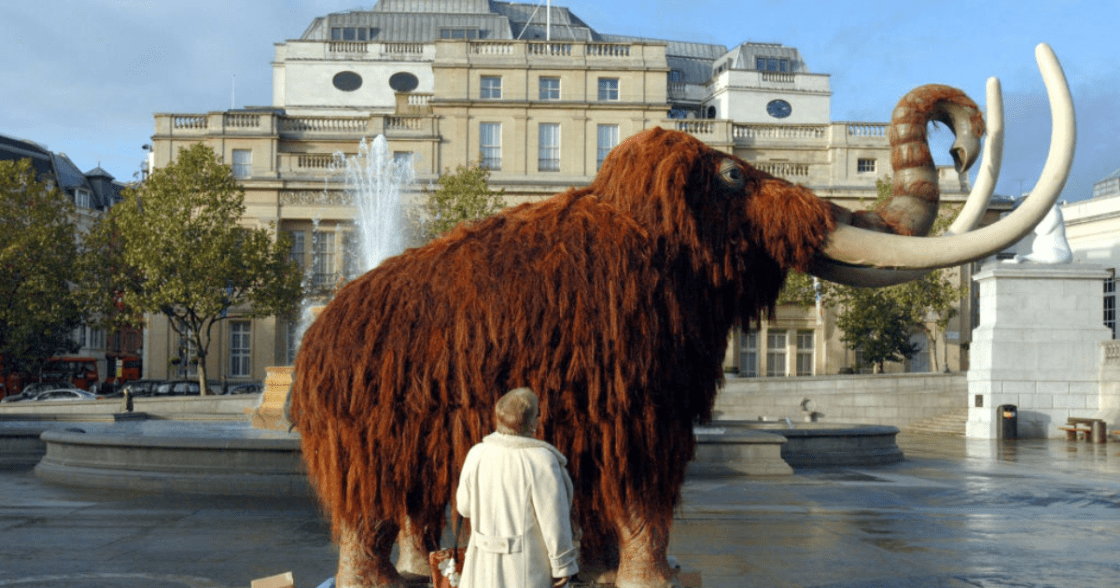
746 180 837 271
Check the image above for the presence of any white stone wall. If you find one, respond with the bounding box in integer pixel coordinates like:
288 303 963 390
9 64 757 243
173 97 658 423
714 373 966 427
967 264 1112 438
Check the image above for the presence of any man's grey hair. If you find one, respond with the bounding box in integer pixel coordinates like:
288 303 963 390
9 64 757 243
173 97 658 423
495 387 539 435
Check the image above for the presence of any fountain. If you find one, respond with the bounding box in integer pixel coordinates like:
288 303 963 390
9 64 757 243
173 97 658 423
250 136 411 431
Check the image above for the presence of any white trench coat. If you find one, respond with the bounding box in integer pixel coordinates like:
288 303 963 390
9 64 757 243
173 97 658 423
456 432 579 588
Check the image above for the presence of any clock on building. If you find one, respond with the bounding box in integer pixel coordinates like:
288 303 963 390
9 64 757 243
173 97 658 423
766 99 792 119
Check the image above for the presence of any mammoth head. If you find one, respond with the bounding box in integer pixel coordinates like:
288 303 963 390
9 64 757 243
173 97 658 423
594 44 1074 288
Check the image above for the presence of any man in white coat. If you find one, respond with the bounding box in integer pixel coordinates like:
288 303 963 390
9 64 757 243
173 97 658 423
456 387 579 588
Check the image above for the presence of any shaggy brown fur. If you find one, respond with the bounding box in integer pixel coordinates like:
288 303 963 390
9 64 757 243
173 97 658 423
289 128 838 583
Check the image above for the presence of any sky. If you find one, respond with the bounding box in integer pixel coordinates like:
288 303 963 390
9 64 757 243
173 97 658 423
2 0 1117 202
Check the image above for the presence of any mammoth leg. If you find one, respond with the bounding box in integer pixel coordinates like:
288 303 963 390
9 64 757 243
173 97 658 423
394 515 434 582
337 519 403 588
615 514 678 588
576 533 619 585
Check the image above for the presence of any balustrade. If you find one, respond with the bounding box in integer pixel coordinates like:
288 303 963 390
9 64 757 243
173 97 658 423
386 116 423 131
760 72 795 84
675 120 715 135
846 123 888 138
329 42 368 54
280 117 367 133
755 162 811 177
296 154 335 170
224 113 261 129
734 124 827 140
172 115 208 130
470 42 515 55
382 43 424 56
588 43 630 57
1103 341 1120 366
528 42 572 56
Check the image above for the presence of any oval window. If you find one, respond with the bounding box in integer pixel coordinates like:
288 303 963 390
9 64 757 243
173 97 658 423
333 71 363 92
389 72 419 93
766 99 792 119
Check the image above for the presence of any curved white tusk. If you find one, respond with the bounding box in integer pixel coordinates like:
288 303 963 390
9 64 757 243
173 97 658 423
947 76 1004 235
815 43 1074 274
810 77 1006 287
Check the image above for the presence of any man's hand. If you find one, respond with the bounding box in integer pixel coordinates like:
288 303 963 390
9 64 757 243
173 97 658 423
553 576 571 587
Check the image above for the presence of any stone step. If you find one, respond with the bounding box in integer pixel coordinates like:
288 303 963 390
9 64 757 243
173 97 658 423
904 408 968 436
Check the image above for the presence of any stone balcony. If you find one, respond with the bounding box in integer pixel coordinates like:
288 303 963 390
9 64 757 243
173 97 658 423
436 39 668 69
153 110 438 142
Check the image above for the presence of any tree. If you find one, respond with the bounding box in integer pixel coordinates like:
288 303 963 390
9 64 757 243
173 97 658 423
98 143 302 394
835 286 920 373
0 159 83 380
829 177 968 372
417 163 505 242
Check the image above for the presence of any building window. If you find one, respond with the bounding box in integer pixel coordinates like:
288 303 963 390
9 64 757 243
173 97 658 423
796 330 814 376
597 124 619 170
766 331 787 377
756 57 791 72
288 230 306 271
857 158 877 173
393 152 414 171
538 123 560 172
230 321 251 378
907 332 931 373
90 328 105 350
74 189 92 209
388 72 419 93
1105 274 1117 339
480 123 502 170
331 27 369 41
539 77 560 100
739 329 758 377
341 231 357 280
232 149 252 178
480 76 502 99
333 71 363 92
312 230 336 289
440 28 480 39
598 78 619 101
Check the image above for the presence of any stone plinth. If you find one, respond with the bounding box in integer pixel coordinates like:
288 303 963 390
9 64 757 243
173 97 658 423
967 263 1111 438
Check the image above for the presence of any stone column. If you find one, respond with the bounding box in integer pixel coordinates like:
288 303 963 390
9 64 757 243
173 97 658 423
967 263 1111 438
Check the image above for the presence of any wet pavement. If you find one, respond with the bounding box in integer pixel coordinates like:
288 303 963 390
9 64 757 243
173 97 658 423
2 433 1119 587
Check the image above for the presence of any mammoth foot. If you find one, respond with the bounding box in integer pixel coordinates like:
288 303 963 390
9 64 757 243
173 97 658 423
337 522 408 588
615 562 684 588
578 562 686 588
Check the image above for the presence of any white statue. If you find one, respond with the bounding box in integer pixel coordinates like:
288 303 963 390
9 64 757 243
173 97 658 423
1007 203 1072 264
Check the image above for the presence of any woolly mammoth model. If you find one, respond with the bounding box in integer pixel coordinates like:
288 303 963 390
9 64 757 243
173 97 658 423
289 44 1073 588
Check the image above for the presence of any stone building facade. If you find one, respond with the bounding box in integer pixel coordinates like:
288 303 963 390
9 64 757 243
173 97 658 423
145 0 981 384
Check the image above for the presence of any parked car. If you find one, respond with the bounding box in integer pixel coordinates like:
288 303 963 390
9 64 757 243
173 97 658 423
31 389 97 401
223 382 263 395
0 382 66 403
103 379 164 399
152 380 215 397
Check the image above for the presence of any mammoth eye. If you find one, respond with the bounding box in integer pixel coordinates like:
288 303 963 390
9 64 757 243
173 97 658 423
718 159 746 187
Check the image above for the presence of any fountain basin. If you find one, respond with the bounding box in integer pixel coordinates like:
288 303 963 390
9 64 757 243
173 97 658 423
33 420 310 496
713 420 904 468
22 418 902 496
